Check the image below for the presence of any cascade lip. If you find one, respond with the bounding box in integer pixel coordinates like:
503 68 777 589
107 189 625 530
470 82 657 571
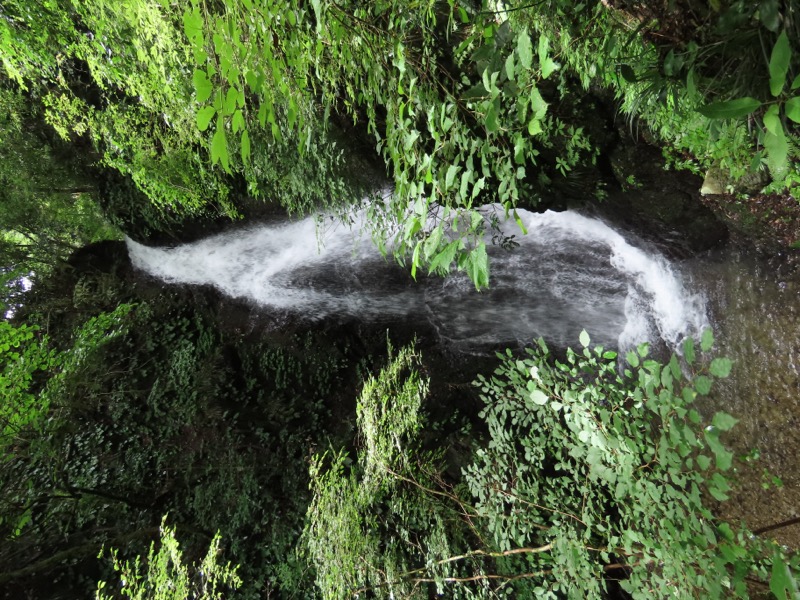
126 208 708 353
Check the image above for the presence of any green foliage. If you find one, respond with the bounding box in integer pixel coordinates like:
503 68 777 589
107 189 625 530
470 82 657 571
1 0 623 287
0 321 56 448
697 97 762 119
467 332 751 597
95 516 241 600
0 87 118 276
0 0 353 229
357 342 428 490
3 0 800 287
304 342 466 599
512 2 798 194
0 303 133 457
696 29 799 183
305 334 798 598
0 303 133 547
769 31 792 98
1 268 367 597
182 0 589 286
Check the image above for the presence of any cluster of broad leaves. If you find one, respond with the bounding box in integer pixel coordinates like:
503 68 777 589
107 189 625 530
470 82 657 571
181 0 575 288
0 304 133 540
517 1 799 193
697 30 800 182
1 2 798 289
304 333 799 598
0 0 588 288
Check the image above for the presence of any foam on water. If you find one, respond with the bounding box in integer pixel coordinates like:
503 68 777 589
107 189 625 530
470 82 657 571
127 208 707 351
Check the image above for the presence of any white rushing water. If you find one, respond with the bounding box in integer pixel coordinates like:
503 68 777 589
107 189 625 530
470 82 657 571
127 208 708 352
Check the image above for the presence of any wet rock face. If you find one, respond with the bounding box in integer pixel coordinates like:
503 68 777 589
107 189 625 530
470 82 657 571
603 136 729 256
67 240 132 275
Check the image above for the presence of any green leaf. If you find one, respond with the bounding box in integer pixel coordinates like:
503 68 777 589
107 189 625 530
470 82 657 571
579 330 590 348
759 0 781 32
785 97 800 123
517 30 532 70
769 30 791 97
459 170 471 200
311 0 322 32
696 454 711 470
694 375 712 396
626 351 639 368
529 389 548 406
669 354 681 380
240 129 250 164
411 241 421 280
245 70 264 94
505 53 515 81
466 242 489 289
709 357 732 378
686 68 697 97
764 103 782 135
770 551 798 599
697 97 761 119
193 69 212 103
705 431 733 470
404 129 420 151
535 33 558 78
538 34 549 66
717 522 734 542
471 176 485 201
792 74 800 90
712 412 739 432
257 103 267 127
404 215 422 241
210 117 229 172
528 118 542 136
428 240 460 275
700 328 714 352
462 83 488 101
423 226 443 261
530 87 548 119
763 104 790 178
512 210 528 234
485 98 500 133
231 109 244 133
445 164 458 190
224 87 238 115
196 106 216 131
708 472 731 500
182 7 204 43
541 58 558 79
683 337 695 364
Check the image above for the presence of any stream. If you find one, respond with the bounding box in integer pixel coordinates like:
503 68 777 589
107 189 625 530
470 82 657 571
127 207 708 353
127 205 800 546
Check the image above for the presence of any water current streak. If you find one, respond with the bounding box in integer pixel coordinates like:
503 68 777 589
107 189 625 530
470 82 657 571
127 208 707 351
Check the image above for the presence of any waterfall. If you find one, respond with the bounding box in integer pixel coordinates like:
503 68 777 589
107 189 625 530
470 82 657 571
126 208 708 352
